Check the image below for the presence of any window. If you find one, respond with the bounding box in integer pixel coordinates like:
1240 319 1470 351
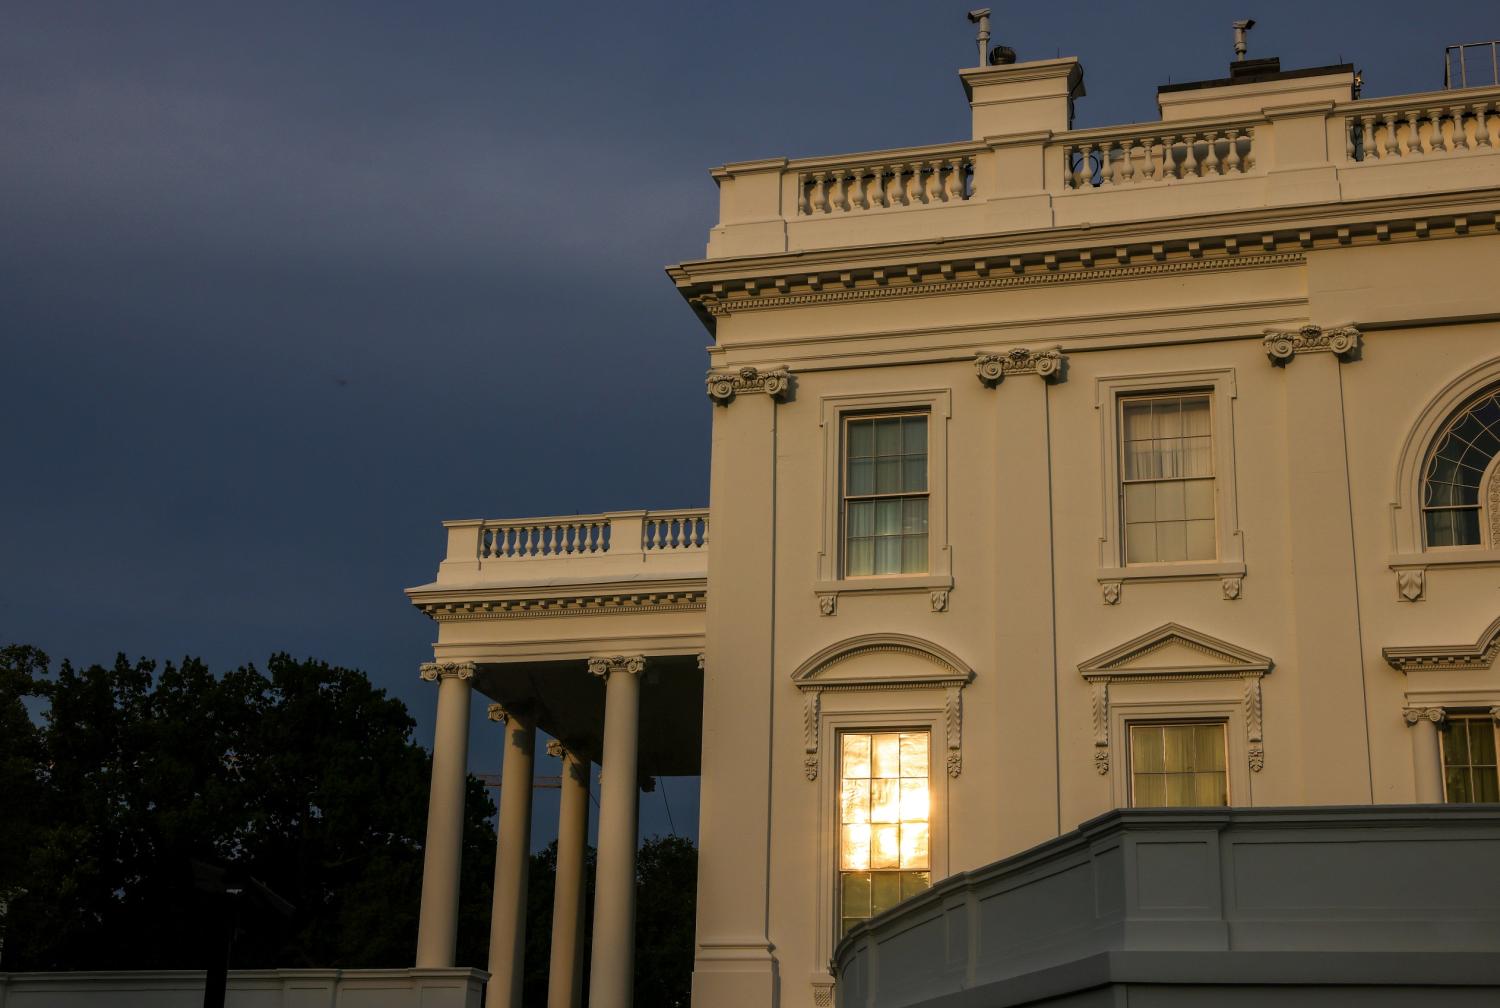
838 730 930 936
1128 722 1229 807
843 414 928 576
1422 385 1500 548
1121 394 1215 564
1441 715 1499 802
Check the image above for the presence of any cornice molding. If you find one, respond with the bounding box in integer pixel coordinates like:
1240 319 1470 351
705 365 791 404
695 252 1303 319
414 587 706 621
419 660 476 682
975 346 1063 386
1384 616 1500 673
1263 324 1361 363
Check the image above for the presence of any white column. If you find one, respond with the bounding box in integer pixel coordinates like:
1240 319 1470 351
547 739 591 1008
1405 706 1446 803
415 661 476 968
487 703 537 1007
586 656 644 1008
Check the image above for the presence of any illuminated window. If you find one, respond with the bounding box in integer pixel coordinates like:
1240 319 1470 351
843 414 928 576
839 731 930 936
1422 385 1500 548
1441 715 1499 803
1121 394 1216 564
1128 723 1228 807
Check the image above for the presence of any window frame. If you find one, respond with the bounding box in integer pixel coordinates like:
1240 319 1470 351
1439 712 1500 803
1095 369 1245 585
1418 384 1500 552
840 411 932 579
817 389 953 595
1126 719 1232 808
1108 697 1252 810
1118 392 1219 566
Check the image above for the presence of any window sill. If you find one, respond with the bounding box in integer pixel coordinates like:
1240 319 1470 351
816 574 954 595
1097 560 1246 584
1389 549 1500 569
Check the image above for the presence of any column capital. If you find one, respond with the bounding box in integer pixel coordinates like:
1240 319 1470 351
1263 324 1360 364
974 346 1063 386
1404 705 1446 725
705 365 791 404
420 660 476 682
588 655 646 679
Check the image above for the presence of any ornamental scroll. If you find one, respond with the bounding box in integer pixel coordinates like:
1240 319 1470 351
974 347 1064 386
1262 324 1360 363
705 366 792 404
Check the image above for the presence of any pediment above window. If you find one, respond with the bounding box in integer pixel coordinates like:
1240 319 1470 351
1383 615 1500 673
1078 622 1272 683
791 634 973 781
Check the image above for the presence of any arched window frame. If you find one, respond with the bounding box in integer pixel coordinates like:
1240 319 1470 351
1392 359 1500 560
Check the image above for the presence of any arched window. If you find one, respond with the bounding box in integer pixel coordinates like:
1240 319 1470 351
1423 384 1500 547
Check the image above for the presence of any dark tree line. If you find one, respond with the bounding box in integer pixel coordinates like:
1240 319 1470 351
0 645 695 1006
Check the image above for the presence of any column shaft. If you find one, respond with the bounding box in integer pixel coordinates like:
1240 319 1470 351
488 709 537 1007
1410 714 1445 803
415 668 474 968
587 660 643 1008
548 746 591 1008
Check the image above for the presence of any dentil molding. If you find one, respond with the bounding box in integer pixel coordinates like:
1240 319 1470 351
1384 616 1500 672
705 365 791 404
1263 324 1361 364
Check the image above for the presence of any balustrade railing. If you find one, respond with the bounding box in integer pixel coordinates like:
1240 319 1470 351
1063 124 1256 189
477 510 708 560
798 154 975 215
1346 98 1500 161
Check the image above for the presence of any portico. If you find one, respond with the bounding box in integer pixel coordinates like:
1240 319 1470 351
406 510 708 1007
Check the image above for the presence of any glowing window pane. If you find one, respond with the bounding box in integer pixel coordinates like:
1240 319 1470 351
842 735 870 780
840 779 870 824
871 733 901 778
841 823 871 870
900 822 930 869
899 732 929 778
900 778 929 822
870 779 900 824
870 824 900 869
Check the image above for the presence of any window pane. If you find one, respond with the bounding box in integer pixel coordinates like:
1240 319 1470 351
848 421 875 458
1445 767 1472 803
1476 767 1500 803
1124 482 1155 523
1163 725 1193 771
1134 773 1166 808
870 779 900 824
876 457 901 494
901 871 931 901
902 455 928 493
1196 724 1226 770
899 733 929 778
1131 725 1164 772
870 824 900 869
1126 523 1157 564
848 458 875 496
840 779 871 824
872 734 901 778
842 872 871 918
1185 519 1216 560
875 499 902 535
900 778 929 821
1184 479 1215 520
842 735 871 779
1155 480 1186 521
1193 771 1226 806
874 536 901 574
1182 396 1211 435
902 497 928 534
900 822 930 869
901 534 928 573
847 500 875 538
1165 772 1195 806
1156 521 1188 562
1441 720 1468 765
841 823 871 870
846 538 873 577
1123 401 1153 441
902 416 927 455
875 418 902 455
871 872 901 915
1469 721 1497 764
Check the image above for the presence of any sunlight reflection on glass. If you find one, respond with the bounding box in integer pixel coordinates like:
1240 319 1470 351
841 823 871 870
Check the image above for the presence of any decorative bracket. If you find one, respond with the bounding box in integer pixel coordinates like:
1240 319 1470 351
975 346 1063 386
706 365 792 404
1395 567 1426 602
419 660 476 682
1263 324 1360 364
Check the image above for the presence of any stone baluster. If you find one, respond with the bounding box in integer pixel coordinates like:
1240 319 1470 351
1484 104 1500 148
924 161 943 203
830 169 849 211
904 163 923 204
943 158 964 200
1183 132 1202 178
809 172 828 214
1357 115 1376 161
1119 139 1137 185
848 169 867 211
798 176 811 215
1225 128 1246 172
1386 114 1404 158
1454 105 1472 151
884 164 904 206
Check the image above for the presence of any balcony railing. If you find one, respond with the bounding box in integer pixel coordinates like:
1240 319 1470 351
1063 118 1257 188
1345 93 1500 161
477 509 708 560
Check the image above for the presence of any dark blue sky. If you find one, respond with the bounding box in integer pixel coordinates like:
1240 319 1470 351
4 2 1495 848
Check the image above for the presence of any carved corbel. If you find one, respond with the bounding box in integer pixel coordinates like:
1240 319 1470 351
1244 675 1264 772
929 589 949 613
944 685 963 777
1101 580 1122 605
1263 324 1360 364
974 347 1064 387
1222 576 1243 600
419 660 476 682
587 655 646 679
1396 567 1425 602
802 689 822 780
817 593 837 617
1091 680 1110 774
705 366 792 404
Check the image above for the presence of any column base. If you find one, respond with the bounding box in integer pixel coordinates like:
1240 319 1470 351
691 943 777 1008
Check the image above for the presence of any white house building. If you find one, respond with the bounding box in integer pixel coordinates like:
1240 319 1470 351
400 30 1500 1008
